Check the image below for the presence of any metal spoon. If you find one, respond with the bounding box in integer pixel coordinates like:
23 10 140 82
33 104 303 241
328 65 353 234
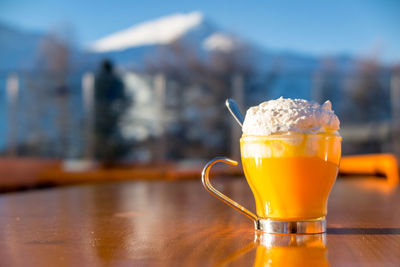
225 98 244 127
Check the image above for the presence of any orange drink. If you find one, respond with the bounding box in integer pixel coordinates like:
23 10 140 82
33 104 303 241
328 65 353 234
241 134 341 220
202 97 341 233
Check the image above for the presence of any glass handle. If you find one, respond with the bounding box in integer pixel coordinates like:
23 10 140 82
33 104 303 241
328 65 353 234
201 156 258 222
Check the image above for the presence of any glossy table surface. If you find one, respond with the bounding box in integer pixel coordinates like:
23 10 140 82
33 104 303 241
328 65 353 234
0 176 399 266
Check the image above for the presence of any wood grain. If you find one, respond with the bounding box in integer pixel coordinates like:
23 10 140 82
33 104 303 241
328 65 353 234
0 177 399 266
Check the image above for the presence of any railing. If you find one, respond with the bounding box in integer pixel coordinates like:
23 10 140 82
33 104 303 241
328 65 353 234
1 70 399 161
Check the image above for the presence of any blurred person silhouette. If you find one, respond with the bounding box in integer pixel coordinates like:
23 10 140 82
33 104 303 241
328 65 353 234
94 59 129 166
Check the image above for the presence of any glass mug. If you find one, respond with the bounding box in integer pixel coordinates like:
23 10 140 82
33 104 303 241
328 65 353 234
202 133 341 234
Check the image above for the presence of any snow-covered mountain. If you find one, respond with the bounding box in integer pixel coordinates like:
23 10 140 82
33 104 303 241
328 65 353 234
87 12 359 73
88 12 242 53
87 12 270 70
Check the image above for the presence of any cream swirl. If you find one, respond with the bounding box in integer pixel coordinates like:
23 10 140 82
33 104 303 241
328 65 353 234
242 97 340 135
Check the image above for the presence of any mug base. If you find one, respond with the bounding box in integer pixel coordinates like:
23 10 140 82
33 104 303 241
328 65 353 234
255 217 326 234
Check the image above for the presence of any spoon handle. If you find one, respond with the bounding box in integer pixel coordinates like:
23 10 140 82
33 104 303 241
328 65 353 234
225 98 244 127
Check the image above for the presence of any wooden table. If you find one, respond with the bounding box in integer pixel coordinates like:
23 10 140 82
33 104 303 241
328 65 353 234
0 177 399 266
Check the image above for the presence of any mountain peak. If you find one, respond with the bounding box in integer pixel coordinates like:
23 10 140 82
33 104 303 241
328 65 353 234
89 11 204 52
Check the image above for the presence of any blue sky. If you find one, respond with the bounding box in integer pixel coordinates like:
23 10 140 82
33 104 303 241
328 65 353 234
1 0 399 63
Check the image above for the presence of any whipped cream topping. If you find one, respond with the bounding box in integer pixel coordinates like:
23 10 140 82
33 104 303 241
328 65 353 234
242 97 340 135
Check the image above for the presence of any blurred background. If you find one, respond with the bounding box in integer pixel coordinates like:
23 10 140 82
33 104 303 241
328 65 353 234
0 0 399 189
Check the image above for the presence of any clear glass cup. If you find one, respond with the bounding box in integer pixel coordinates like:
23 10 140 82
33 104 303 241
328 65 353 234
202 133 342 234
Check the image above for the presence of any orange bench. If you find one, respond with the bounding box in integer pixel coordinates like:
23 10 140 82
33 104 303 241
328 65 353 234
340 154 399 186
